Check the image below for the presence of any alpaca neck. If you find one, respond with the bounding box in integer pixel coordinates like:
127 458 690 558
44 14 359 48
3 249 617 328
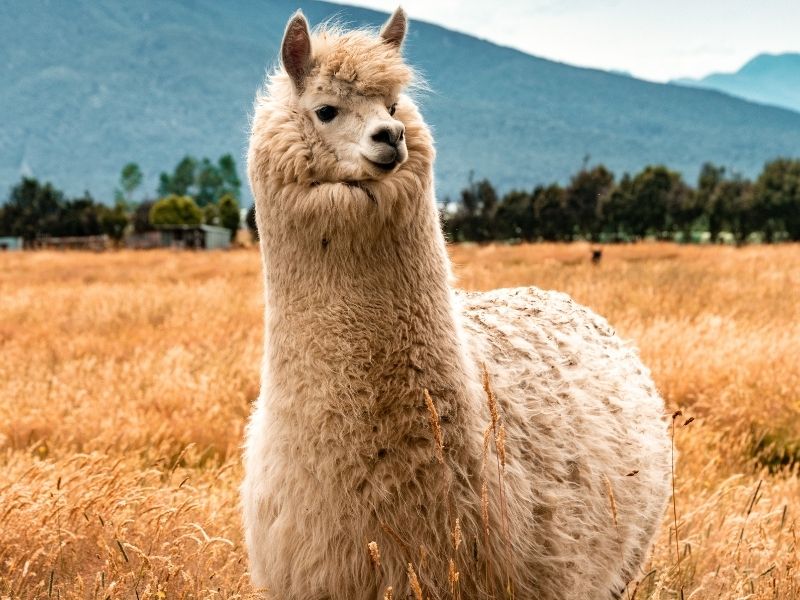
261 188 466 424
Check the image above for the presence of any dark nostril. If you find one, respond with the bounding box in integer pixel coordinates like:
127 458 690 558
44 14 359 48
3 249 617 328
371 128 395 147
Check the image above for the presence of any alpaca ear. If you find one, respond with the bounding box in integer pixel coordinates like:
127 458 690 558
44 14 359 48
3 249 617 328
380 7 407 48
281 11 312 91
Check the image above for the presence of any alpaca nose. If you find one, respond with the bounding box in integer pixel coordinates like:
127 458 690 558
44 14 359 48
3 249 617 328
371 124 404 148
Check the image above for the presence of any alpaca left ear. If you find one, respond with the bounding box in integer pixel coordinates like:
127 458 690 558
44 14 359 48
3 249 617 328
282 10 312 91
380 7 407 48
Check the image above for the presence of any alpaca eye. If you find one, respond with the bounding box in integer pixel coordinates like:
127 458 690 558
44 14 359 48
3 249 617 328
315 105 338 122
388 103 397 116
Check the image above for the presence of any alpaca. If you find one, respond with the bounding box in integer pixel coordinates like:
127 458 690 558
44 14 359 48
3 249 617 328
242 8 672 599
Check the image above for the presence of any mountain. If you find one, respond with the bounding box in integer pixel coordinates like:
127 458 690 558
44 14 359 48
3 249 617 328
672 53 800 114
2 1 800 204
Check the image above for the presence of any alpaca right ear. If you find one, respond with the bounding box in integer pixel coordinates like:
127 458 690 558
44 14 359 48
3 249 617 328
281 11 312 91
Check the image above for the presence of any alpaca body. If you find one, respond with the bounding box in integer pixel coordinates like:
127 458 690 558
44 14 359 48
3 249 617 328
243 282 670 600
242 10 671 599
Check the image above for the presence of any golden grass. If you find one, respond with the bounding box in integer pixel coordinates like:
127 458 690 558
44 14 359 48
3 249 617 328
1 243 799 599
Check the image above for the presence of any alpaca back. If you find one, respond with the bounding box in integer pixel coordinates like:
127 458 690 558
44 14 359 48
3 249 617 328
456 287 671 598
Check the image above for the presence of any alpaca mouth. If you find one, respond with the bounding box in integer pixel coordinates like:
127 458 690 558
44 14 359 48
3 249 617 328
365 157 399 172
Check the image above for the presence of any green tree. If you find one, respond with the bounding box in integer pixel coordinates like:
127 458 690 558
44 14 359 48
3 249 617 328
696 163 727 242
196 158 224 206
716 178 755 244
476 179 499 241
445 177 498 242
533 184 572 241
754 159 800 241
566 165 614 241
149 195 203 226
158 156 197 197
115 163 143 206
449 186 480 242
56 193 103 236
157 154 242 206
217 153 242 200
599 173 632 241
100 202 130 243
132 200 156 233
1 177 65 241
621 166 683 239
157 173 172 197
218 194 241 240
449 178 499 242
203 203 219 226
663 178 698 241
495 190 534 241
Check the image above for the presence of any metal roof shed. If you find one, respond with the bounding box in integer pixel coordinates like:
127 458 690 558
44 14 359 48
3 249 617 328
154 225 231 250
0 236 23 251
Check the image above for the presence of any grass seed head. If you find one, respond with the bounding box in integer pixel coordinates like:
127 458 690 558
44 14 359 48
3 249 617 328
407 563 423 600
368 541 381 570
422 389 444 464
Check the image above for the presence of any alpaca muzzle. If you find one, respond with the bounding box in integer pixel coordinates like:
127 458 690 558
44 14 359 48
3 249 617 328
364 123 408 172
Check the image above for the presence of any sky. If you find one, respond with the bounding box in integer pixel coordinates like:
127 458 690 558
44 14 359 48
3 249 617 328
330 0 800 82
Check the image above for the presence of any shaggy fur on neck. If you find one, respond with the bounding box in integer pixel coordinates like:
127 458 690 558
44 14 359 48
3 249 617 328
242 16 672 600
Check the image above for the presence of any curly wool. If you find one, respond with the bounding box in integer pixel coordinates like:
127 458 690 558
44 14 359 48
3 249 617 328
242 15 671 600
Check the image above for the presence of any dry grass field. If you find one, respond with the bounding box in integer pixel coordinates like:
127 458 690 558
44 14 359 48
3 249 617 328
1 243 799 599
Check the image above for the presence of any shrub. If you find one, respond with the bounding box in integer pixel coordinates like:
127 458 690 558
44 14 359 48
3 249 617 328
203 204 219 226
149 195 203 226
99 203 130 242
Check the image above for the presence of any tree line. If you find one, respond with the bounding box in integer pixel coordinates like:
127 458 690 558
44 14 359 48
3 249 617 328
0 154 243 244
443 159 800 243
3 156 800 245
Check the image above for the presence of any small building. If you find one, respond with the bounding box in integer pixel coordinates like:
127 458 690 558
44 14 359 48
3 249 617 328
126 225 231 250
0 236 23 251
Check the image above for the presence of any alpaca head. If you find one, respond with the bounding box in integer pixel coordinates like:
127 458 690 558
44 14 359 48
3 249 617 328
251 8 418 186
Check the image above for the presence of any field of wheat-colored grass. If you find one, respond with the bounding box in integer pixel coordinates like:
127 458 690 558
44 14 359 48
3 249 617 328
1 243 799 599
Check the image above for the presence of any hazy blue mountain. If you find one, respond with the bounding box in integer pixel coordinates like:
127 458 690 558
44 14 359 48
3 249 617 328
673 53 800 114
3 1 800 204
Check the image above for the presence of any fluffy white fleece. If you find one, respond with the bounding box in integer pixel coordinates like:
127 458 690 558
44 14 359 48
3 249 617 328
242 9 671 600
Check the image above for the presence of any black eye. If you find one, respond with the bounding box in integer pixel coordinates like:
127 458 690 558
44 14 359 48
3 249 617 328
315 105 338 122
388 103 397 116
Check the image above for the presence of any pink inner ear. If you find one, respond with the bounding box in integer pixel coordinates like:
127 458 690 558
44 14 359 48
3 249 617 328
283 21 311 84
286 31 308 65
381 11 406 47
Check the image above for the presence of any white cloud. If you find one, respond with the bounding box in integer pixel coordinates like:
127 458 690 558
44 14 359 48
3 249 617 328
329 0 800 81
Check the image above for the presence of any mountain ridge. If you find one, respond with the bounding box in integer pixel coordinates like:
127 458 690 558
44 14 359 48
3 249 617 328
2 1 800 204
672 53 800 114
